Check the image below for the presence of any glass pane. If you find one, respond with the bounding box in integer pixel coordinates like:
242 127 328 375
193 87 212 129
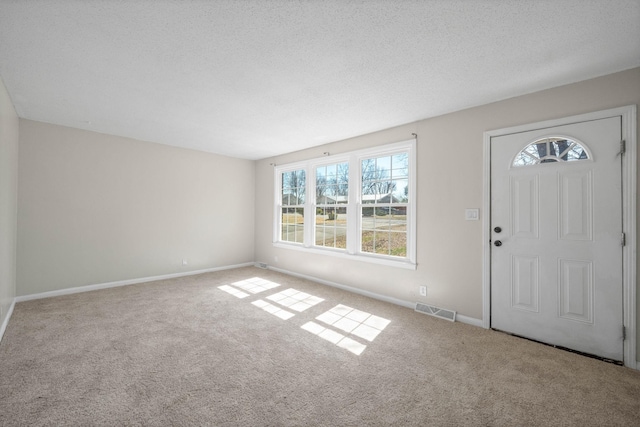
374 232 389 255
376 156 391 174
316 166 326 180
337 163 349 186
315 231 329 247
315 227 332 247
375 205 390 216
361 204 407 256
362 207 375 226
326 164 336 180
389 231 407 257
335 227 347 249
282 169 306 204
392 167 408 179
564 143 588 161
318 162 348 205
513 137 590 167
316 207 327 226
361 158 376 181
362 157 390 187
375 208 391 230
513 151 537 166
392 179 408 203
392 153 408 170
391 153 408 179
371 182 390 203
295 225 304 243
326 184 338 200
281 207 304 243
390 206 407 221
362 154 408 202
361 229 375 253
315 207 347 249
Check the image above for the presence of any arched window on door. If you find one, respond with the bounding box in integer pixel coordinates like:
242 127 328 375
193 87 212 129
512 136 590 167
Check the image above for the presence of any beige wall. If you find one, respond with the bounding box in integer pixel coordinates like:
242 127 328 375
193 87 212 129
17 120 255 295
255 68 640 348
9 67 640 362
0 76 19 329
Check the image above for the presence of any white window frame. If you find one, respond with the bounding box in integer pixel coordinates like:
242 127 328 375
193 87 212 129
312 157 351 251
273 139 416 269
275 162 308 246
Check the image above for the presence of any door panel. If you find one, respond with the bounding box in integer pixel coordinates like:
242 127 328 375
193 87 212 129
511 175 538 238
491 116 623 361
558 259 593 323
511 255 539 312
559 171 592 240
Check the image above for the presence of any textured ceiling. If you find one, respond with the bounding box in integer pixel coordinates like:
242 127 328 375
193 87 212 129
1 1 639 160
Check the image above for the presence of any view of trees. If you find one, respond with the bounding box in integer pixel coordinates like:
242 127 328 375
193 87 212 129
316 162 349 201
361 153 409 203
281 169 306 205
281 151 410 256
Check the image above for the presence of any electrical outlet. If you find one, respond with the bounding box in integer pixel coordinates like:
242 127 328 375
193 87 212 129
182 259 188 266
419 286 427 297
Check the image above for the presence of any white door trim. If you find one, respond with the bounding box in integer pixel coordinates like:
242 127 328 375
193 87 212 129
482 105 637 369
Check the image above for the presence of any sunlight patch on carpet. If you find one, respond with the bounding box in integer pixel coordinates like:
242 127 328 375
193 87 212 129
301 321 367 355
266 288 324 312
252 299 295 320
217 285 250 298
230 277 281 294
317 305 391 342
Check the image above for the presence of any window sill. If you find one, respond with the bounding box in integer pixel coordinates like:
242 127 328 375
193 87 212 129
272 242 417 270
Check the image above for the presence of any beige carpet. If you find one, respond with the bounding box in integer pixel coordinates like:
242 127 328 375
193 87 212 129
1 266 639 426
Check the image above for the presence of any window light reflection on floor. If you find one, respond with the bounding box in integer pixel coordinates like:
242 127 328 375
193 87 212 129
252 299 295 320
301 321 367 355
301 305 391 355
231 277 281 294
217 285 250 299
316 304 391 342
266 288 324 312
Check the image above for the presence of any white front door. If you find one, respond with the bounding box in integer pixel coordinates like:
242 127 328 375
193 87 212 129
490 116 623 361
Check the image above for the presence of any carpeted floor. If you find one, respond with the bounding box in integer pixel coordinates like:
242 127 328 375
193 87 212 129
1 266 639 426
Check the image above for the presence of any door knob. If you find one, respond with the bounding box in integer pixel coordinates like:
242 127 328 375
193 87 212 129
494 226 502 233
494 240 502 247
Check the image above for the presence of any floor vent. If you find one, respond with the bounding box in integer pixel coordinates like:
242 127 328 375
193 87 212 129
415 303 456 322
257 263 268 269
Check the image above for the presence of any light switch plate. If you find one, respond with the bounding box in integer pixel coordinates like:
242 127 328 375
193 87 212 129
465 209 479 220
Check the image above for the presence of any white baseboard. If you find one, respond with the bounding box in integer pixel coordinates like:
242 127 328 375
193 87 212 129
265 265 483 327
455 314 484 328
0 299 16 344
14 262 255 303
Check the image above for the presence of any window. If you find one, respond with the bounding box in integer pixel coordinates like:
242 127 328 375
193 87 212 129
280 169 306 243
315 162 349 249
361 153 409 257
513 137 590 167
274 139 416 269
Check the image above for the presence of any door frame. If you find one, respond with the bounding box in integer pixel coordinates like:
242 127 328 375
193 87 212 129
482 105 637 369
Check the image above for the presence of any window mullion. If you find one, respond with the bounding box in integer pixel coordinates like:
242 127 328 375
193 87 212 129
304 166 315 247
273 168 281 243
346 153 359 255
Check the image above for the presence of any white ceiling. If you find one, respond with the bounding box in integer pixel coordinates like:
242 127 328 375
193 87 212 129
1 1 639 160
